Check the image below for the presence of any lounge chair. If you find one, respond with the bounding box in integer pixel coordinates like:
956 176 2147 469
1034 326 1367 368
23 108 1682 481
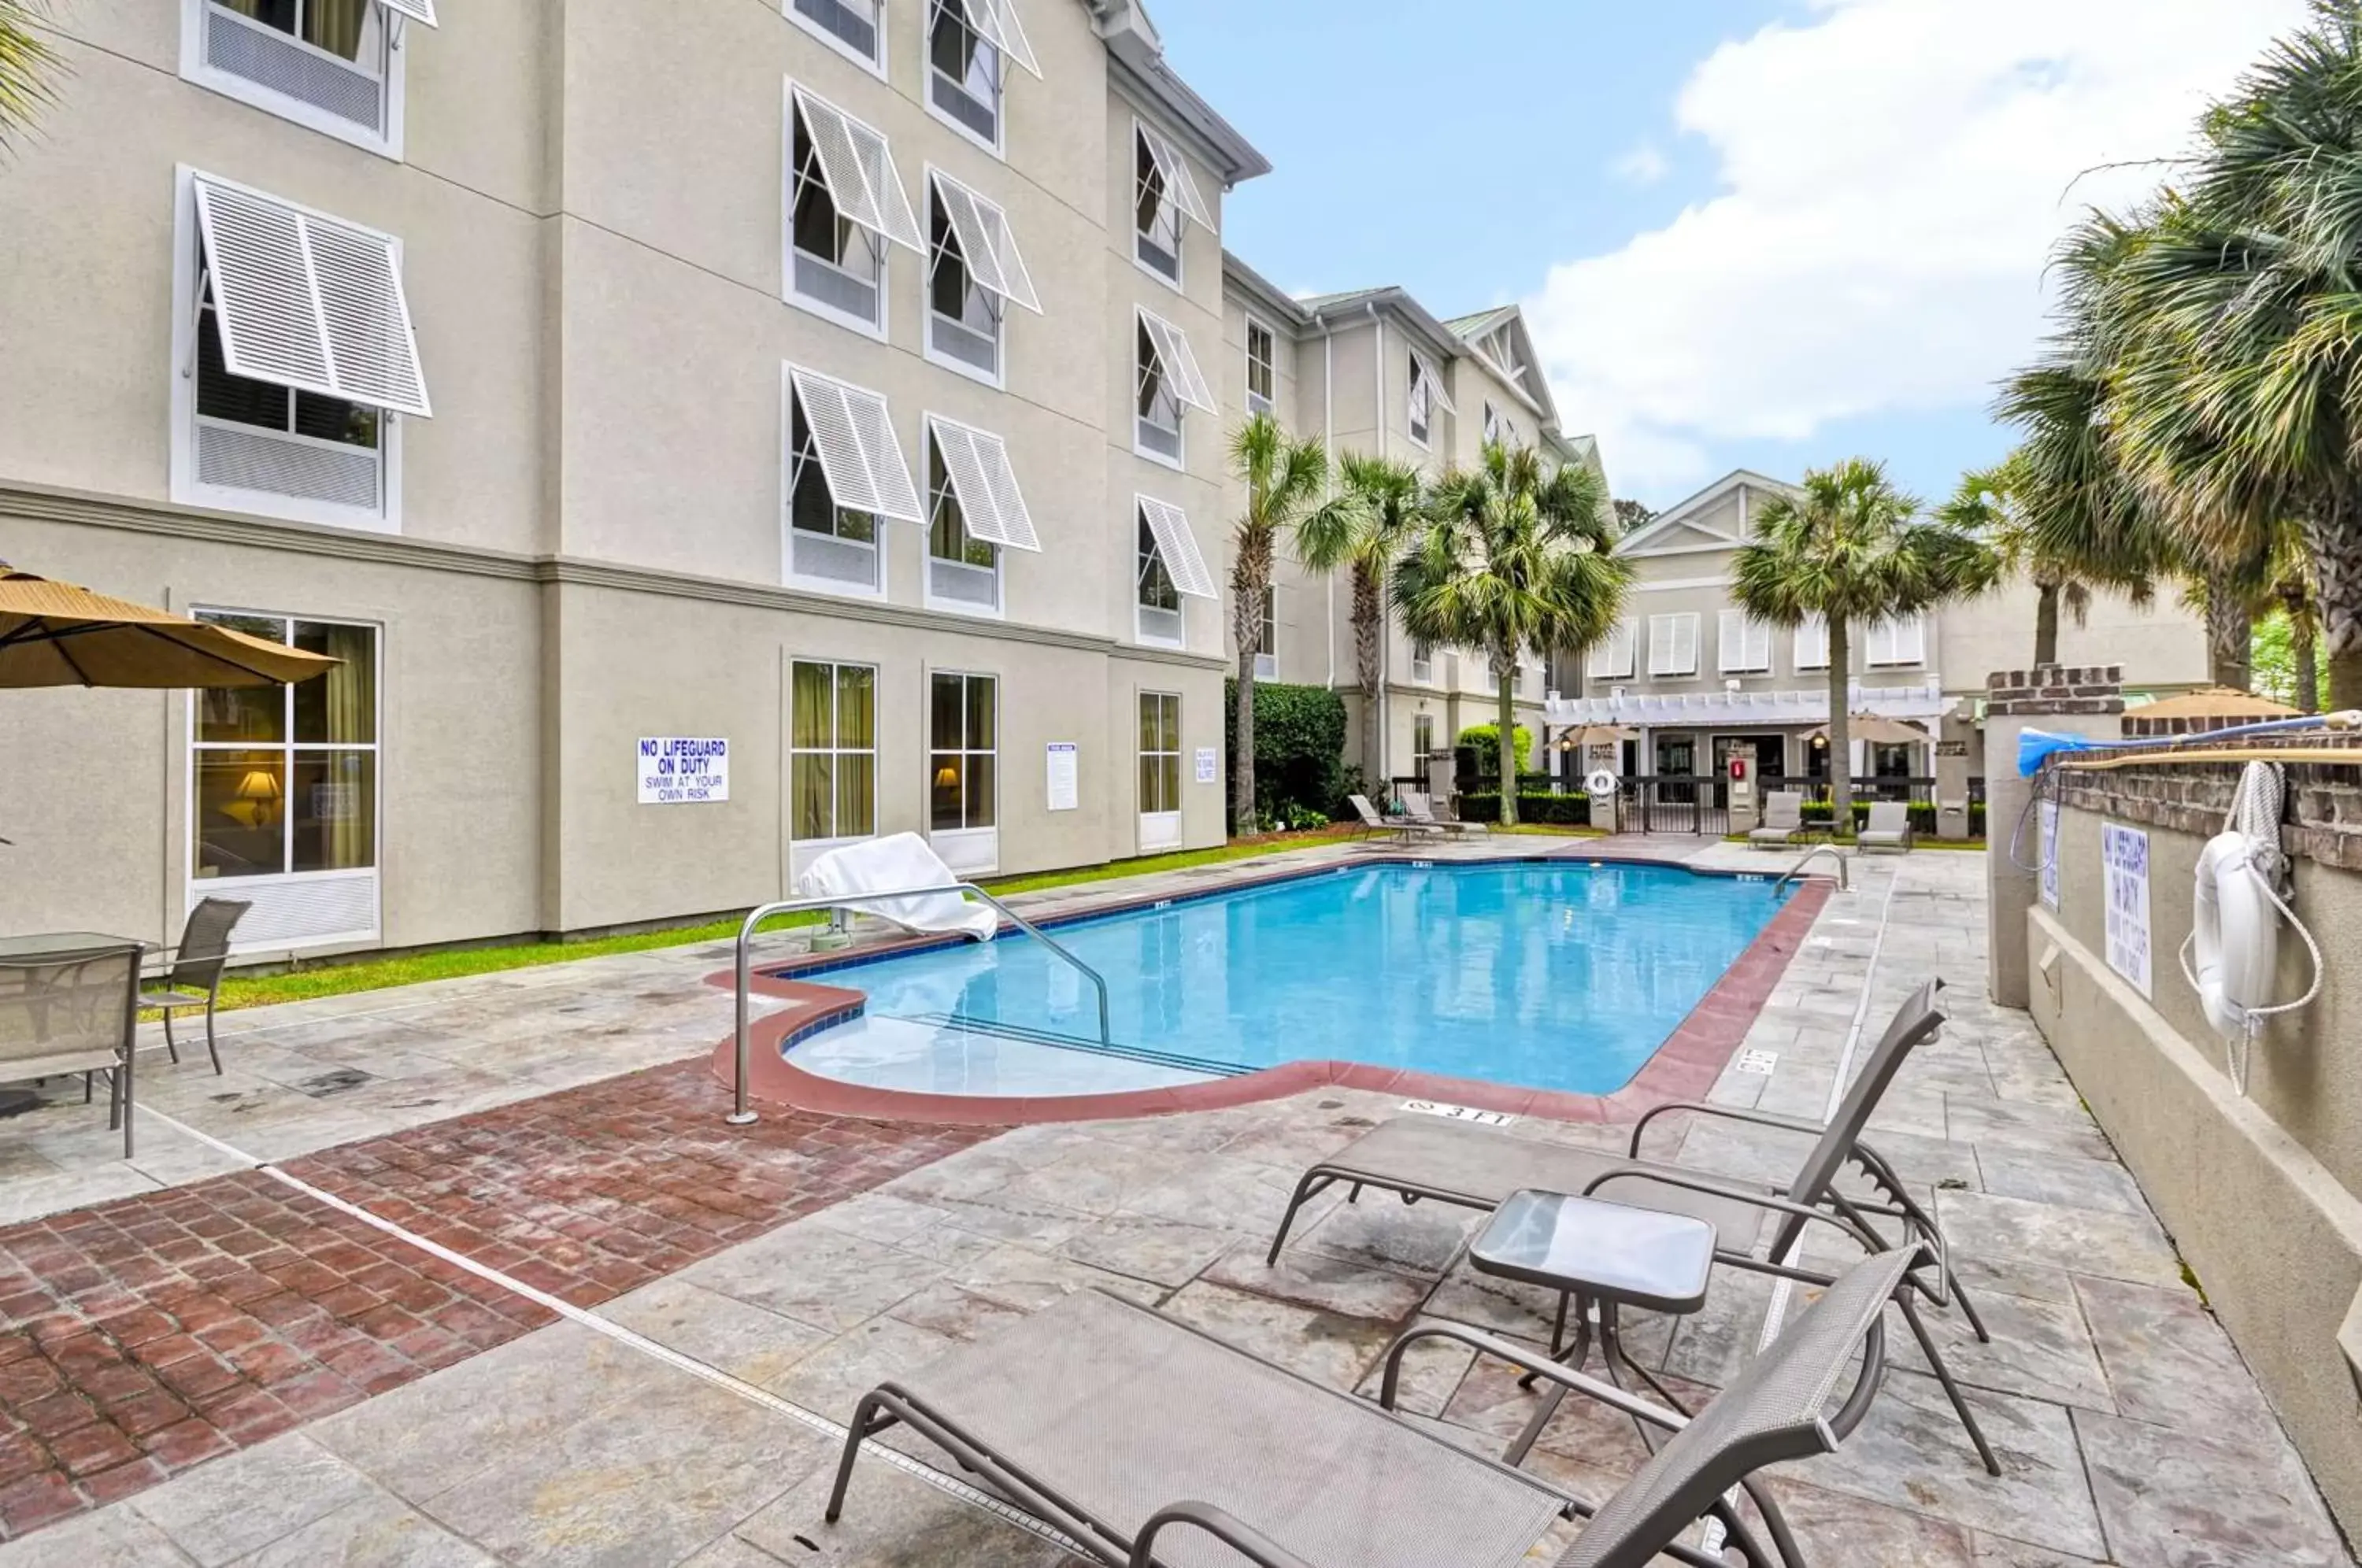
143 896 250 1074
1264 978 2001 1475
1748 790 1805 849
1403 790 1486 837
0 945 143 1158
1857 801 1913 853
826 1248 1923 1568
1349 793 1441 845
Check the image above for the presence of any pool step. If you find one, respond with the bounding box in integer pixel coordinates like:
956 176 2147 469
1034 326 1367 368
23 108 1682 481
896 1011 1251 1079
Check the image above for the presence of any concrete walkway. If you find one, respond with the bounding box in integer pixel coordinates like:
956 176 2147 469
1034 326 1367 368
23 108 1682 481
0 839 2350 1565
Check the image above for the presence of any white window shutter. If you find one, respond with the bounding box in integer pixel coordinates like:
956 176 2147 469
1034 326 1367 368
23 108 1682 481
1137 123 1212 231
377 0 438 24
192 174 431 418
793 87 924 254
1412 349 1457 415
790 368 924 523
959 0 1037 78
931 172 1039 313
1587 619 1635 679
1894 614 1925 664
1137 496 1216 599
1717 610 1746 672
1677 613 1699 673
1138 309 1215 413
928 416 1039 552
1796 616 1830 670
1648 614 1697 675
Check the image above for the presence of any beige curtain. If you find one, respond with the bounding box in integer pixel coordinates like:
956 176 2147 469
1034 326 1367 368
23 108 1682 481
307 0 374 61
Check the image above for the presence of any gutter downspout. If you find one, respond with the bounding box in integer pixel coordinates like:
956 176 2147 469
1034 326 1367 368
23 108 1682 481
1368 302 1388 790
1323 317 1337 690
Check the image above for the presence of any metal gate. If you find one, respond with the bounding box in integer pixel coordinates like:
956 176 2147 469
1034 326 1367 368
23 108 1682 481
1623 775 1731 835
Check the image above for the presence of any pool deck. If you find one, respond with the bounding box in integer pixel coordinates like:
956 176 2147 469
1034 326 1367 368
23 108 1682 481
0 833 2350 1564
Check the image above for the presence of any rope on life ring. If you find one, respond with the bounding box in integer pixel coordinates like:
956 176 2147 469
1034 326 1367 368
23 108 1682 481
2176 761 2324 1095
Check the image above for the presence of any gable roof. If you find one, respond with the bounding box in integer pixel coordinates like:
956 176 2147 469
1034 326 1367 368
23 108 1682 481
1442 306 1554 425
1616 468 1798 557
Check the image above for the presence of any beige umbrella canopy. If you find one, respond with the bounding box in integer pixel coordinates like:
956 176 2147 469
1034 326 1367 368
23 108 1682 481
0 564 338 689
1559 724 1641 749
1803 713 1929 746
2130 686 2299 722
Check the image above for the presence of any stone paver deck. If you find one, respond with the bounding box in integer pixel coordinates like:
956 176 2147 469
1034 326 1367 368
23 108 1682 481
0 836 2351 1565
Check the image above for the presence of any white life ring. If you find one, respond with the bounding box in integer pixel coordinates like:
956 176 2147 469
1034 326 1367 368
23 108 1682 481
2190 830 2277 1040
1586 768 1617 797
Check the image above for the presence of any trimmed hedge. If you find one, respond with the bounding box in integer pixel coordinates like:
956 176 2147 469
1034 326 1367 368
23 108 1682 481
1457 723 1534 777
1800 800 1987 836
1457 792 1594 825
1224 678 1349 830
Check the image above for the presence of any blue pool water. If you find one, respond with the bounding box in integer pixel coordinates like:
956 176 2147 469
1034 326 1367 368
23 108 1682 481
790 861 1780 1096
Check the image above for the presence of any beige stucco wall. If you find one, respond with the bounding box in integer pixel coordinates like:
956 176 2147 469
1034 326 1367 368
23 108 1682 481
1943 580 2209 698
2026 792 2362 1537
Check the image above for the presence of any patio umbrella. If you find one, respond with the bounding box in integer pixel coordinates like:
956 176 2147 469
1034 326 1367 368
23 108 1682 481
1559 724 1640 749
0 564 338 689
1803 713 1929 746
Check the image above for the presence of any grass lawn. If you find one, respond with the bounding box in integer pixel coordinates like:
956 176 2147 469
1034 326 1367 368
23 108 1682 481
1719 833 1986 852
204 825 1369 1015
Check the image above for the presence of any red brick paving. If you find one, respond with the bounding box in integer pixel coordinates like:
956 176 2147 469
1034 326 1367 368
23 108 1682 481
0 1060 998 1540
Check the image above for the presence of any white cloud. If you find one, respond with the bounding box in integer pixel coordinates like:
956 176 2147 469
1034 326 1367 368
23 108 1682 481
1611 142 1669 185
1530 0 2308 501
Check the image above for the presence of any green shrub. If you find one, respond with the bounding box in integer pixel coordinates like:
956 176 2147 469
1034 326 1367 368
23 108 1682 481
1224 679 1349 831
1457 792 1593 825
1798 800 1986 836
1458 723 1534 777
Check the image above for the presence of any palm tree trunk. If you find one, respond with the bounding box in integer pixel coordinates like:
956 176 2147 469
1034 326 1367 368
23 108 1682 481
1231 569 1266 834
2033 581 2061 668
2294 616 2321 713
1495 653 1520 827
2308 500 2362 711
1827 620 1853 838
2205 584 2253 691
1353 564 1386 792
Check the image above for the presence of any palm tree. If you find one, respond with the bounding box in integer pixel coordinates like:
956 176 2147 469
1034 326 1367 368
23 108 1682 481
1938 460 2097 668
1732 460 1997 833
1392 443 1627 827
1226 413 1351 831
1 1 57 152
1298 453 1423 793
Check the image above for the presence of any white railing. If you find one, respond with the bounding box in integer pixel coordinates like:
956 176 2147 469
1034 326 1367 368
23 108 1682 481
1546 675 1948 728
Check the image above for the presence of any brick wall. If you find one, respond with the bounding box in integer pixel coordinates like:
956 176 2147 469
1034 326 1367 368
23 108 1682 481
1987 664 2126 718
2053 757 2362 871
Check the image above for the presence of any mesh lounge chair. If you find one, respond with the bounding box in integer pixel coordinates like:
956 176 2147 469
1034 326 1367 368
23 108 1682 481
1264 978 2001 1476
0 945 143 1158
1748 791 1805 849
827 1248 1921 1568
1403 790 1488 837
1350 793 1441 845
143 897 249 1074
1857 801 1913 853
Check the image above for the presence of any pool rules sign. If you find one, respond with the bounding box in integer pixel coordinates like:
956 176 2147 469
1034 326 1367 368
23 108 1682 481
637 738 730 804
2101 822 2152 997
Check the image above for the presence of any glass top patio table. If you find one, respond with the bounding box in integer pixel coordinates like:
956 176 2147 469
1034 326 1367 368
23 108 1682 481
0 933 157 959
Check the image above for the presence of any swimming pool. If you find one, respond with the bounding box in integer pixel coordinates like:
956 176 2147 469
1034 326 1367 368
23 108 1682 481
779 860 1781 1096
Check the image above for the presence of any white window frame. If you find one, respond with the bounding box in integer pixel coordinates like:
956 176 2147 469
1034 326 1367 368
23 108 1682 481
1131 117 1204 294
923 172 1006 387
1864 614 1926 668
1135 316 1186 471
168 168 405 534
185 608 383 953
1587 619 1637 680
1795 616 1831 671
1410 640 1434 684
1138 689 1183 850
783 364 922 601
787 0 888 77
920 413 1039 619
1648 612 1701 677
783 83 898 342
788 658 881 880
927 668 999 874
180 0 411 160
1245 316 1276 418
922 0 1005 157
1718 610 1772 675
1254 584 1278 680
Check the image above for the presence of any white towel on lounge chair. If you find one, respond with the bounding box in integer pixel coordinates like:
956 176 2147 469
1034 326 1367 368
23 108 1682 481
797 834 998 941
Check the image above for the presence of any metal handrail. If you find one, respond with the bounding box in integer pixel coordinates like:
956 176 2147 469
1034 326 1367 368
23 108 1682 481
728 882 1110 1124
1773 845 1849 896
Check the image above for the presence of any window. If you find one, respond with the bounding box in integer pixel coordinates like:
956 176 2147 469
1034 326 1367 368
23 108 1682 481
1483 401 1499 446
931 672 998 832
190 612 380 948
789 0 884 72
927 0 1003 148
1246 320 1275 416
1135 495 1216 645
1795 616 1831 671
1254 585 1278 679
925 170 1038 382
182 0 430 157
1718 610 1772 674
786 86 923 336
784 367 924 594
1648 612 1701 676
1135 308 1214 467
172 171 429 533
1865 615 1926 667
924 415 1038 614
1413 714 1435 758
1406 349 1454 448
1139 692 1182 815
1133 121 1210 285
1411 640 1434 684
790 660 877 846
1587 619 1637 679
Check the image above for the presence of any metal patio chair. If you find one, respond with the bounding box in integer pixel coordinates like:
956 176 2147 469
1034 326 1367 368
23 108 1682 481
0 945 143 1158
1748 790 1805 849
143 897 249 1074
825 1248 1922 1568
1856 801 1914 853
1403 790 1488 838
1263 978 2002 1476
1350 793 1441 845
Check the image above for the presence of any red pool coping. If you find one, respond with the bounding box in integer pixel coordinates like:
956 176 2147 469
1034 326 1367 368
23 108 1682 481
707 852 1834 1128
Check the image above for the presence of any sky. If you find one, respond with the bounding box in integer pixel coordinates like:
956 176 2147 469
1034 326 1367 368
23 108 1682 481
1146 0 2310 511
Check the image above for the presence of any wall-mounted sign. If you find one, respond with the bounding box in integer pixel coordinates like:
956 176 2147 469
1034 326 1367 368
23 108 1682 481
1194 747 1217 785
2038 801 2060 911
636 737 729 804
2102 821 2151 997
1935 739 1968 757
1046 741 1079 812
